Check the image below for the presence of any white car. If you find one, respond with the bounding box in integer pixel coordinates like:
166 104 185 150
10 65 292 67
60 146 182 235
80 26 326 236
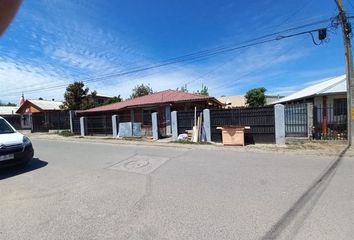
0 117 34 168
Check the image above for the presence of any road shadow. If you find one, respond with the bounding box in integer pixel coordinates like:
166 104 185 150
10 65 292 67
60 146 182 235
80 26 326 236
260 145 350 240
0 158 48 180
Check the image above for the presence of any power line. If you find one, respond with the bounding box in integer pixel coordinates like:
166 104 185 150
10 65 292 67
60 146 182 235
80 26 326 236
2 18 332 97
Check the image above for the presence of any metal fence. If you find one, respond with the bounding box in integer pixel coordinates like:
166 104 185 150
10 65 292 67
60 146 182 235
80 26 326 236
32 111 70 132
72 117 81 134
285 104 308 137
86 115 112 135
177 110 202 135
313 104 347 140
210 107 275 144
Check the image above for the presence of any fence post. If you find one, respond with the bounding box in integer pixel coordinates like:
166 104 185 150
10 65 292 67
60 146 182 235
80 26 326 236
69 110 75 133
203 109 211 142
165 105 172 136
152 112 158 140
80 117 87 137
112 115 119 137
307 103 314 139
274 104 285 145
171 111 178 139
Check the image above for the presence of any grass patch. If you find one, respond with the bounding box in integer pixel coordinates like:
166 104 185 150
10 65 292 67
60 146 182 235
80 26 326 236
170 140 211 145
57 130 75 137
120 137 143 141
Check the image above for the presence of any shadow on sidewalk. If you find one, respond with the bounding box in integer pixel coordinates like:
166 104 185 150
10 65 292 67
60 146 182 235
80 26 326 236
260 145 350 240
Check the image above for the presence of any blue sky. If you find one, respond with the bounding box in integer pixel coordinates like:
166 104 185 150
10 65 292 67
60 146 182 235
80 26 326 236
0 0 351 104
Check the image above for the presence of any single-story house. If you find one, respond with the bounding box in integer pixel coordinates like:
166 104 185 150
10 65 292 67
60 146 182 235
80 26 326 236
275 75 347 136
217 95 283 108
0 106 18 116
275 75 346 107
16 99 69 131
79 89 223 136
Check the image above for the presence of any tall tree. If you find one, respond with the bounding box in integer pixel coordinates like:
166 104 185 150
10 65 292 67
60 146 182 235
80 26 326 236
130 84 153 99
104 95 123 105
62 81 97 110
245 87 267 107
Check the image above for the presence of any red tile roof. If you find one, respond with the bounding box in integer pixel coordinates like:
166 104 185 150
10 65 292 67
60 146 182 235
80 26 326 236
81 89 218 113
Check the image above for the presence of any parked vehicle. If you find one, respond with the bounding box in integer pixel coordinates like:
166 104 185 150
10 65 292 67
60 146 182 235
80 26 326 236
0 117 34 168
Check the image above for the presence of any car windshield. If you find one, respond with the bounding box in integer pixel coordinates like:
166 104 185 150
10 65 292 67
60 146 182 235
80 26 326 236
0 119 15 134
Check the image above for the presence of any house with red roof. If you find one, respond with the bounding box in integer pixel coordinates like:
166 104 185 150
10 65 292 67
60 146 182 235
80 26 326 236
79 89 222 136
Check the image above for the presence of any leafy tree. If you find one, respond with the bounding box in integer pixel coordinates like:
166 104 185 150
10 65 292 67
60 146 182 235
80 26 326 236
104 95 123 105
38 97 43 100
199 85 209 96
130 84 153 99
177 84 188 92
62 81 97 110
245 87 267 107
195 84 209 96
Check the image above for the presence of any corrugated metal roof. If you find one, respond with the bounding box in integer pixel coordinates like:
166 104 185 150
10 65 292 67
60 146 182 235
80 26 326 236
28 100 63 110
275 75 346 103
0 106 19 115
81 89 217 113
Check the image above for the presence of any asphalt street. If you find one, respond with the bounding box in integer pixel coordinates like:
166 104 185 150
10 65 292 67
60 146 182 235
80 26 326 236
0 139 353 240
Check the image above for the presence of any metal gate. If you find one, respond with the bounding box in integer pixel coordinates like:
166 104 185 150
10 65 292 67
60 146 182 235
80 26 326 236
210 107 275 144
285 104 308 137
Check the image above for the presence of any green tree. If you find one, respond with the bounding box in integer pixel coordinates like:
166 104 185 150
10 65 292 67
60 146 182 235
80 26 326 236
38 97 43 100
104 95 123 105
62 81 97 110
130 84 153 99
199 85 209 96
177 84 188 92
245 87 267 107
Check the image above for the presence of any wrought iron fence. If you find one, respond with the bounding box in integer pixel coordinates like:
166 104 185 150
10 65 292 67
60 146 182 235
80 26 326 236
313 104 347 140
210 107 275 144
86 115 112 135
285 104 308 137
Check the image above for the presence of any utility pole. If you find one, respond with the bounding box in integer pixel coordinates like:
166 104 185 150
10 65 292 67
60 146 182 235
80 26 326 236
335 0 354 145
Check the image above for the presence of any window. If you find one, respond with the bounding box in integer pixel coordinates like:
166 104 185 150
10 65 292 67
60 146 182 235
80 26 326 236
142 109 156 125
0 119 15 134
333 98 347 116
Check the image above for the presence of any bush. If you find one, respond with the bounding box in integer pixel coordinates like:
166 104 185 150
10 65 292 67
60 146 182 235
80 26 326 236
58 130 74 137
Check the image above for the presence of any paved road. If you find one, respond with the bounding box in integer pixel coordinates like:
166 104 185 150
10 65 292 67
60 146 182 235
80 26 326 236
0 139 353 240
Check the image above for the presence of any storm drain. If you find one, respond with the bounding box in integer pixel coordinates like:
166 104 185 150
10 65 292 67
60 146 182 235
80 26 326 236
109 155 169 174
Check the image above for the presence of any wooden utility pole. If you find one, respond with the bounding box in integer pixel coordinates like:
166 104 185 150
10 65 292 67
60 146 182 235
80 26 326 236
335 0 354 145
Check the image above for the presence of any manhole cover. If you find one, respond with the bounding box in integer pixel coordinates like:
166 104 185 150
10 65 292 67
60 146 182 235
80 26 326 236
124 159 150 169
109 155 169 174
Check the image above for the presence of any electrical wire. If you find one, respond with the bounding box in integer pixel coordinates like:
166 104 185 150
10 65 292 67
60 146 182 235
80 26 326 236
2 19 332 97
